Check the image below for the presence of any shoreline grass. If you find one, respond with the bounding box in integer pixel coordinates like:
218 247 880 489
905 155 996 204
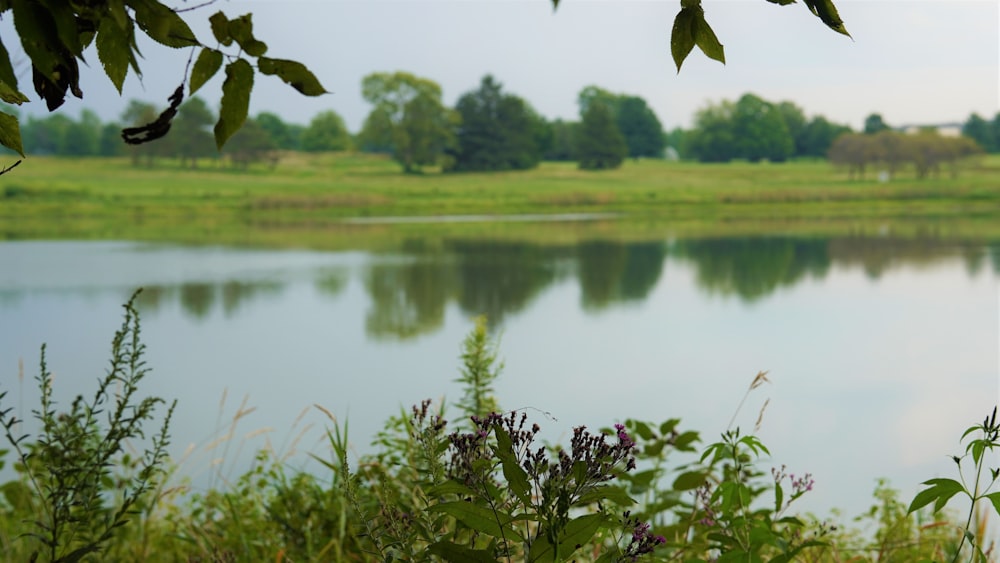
3 153 1000 247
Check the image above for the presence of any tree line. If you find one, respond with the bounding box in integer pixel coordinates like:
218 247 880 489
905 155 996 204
7 72 997 174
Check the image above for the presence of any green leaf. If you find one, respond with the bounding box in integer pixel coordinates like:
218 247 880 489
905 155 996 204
426 479 476 498
0 111 24 157
426 542 498 563
528 513 605 562
0 81 29 105
765 0 797 4
96 16 131 93
108 0 129 29
428 501 519 540
670 7 697 72
38 0 83 57
257 57 328 97
214 58 253 149
577 484 635 506
659 418 680 435
128 0 198 48
693 11 725 65
226 14 268 57
0 37 17 90
208 11 232 45
11 0 62 77
673 470 708 491
985 492 1000 516
500 453 532 506
908 478 965 514
803 0 851 37
190 48 223 95
631 420 654 441
774 481 784 514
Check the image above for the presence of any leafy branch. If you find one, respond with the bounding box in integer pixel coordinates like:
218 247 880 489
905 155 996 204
0 1 329 156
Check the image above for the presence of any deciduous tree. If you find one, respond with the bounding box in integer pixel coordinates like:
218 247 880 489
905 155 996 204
301 110 351 152
359 71 457 173
173 97 216 168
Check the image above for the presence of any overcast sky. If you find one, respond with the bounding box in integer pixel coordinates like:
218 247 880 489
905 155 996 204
8 0 1000 132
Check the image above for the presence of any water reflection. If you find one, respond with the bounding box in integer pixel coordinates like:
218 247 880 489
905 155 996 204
135 280 285 319
4 236 995 332
672 238 830 302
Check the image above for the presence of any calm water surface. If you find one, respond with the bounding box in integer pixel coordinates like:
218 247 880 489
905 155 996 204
0 237 997 520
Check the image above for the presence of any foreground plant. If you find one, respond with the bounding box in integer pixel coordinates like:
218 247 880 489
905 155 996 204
908 407 1000 562
0 290 175 562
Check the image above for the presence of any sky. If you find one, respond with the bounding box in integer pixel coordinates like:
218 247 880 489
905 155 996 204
6 0 1000 133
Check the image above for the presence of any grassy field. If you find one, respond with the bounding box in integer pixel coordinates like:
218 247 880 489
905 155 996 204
2 152 999 248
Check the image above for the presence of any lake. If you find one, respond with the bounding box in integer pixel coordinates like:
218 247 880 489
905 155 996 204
0 233 997 521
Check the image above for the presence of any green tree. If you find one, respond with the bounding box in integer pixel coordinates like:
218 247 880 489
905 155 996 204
684 100 737 163
22 114 72 156
616 96 667 159
578 86 666 159
576 103 627 170
798 116 852 158
732 93 793 162
257 112 301 150
301 110 351 152
173 97 216 168
543 119 577 161
577 85 618 116
62 109 101 156
864 113 891 134
449 75 541 171
962 113 997 153
359 71 457 173
224 118 278 170
775 101 807 156
98 122 125 156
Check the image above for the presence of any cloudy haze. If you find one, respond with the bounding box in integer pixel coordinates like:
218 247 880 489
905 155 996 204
8 0 1000 132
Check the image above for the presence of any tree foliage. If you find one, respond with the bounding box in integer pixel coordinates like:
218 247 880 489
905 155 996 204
828 130 982 180
301 110 351 152
576 102 627 170
0 0 328 160
577 85 666 160
685 93 852 162
962 112 999 153
359 71 457 173
448 75 542 172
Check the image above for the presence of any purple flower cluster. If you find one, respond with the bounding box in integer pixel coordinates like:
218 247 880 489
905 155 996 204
621 511 665 561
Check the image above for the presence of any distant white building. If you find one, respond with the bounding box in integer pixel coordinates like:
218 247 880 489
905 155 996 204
897 122 963 137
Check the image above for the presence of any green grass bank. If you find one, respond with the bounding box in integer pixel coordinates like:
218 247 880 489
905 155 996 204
2 153 999 248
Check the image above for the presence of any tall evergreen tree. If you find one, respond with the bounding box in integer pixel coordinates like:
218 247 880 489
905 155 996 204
863 113 890 134
962 113 997 152
450 75 541 171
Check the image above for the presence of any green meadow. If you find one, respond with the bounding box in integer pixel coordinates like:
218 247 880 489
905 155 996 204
2 153 1000 248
